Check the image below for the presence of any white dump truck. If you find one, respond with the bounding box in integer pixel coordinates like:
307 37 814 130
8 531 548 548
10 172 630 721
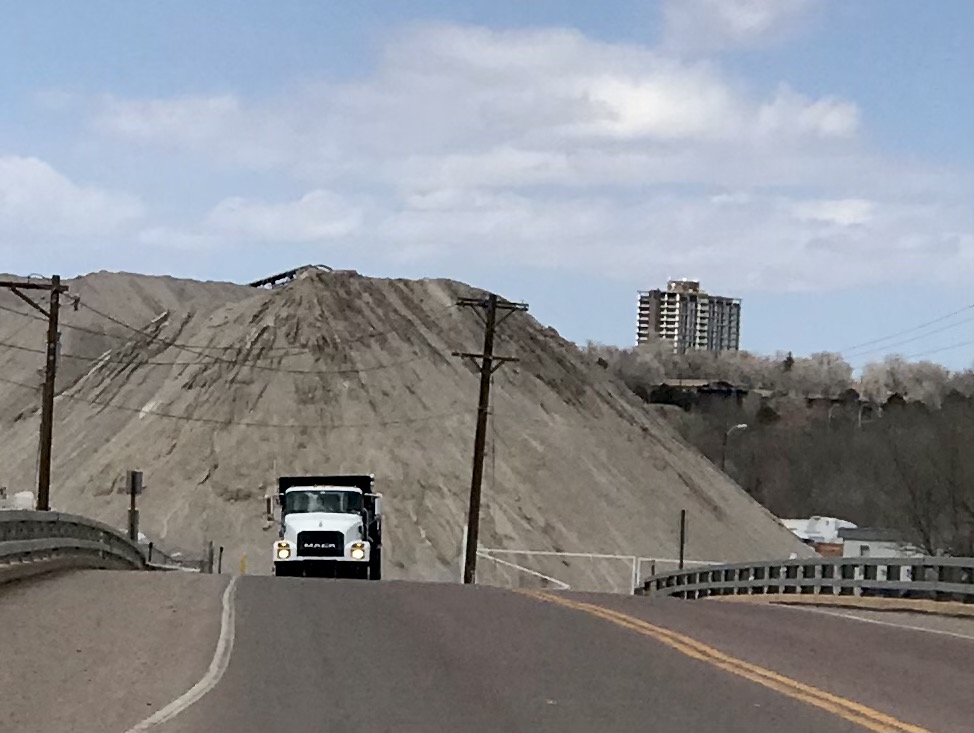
271 474 383 579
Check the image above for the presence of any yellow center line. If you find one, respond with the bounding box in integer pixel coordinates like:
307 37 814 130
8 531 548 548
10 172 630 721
520 590 929 733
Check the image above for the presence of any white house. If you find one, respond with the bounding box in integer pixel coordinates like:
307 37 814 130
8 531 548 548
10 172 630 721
782 516 858 545
838 527 924 558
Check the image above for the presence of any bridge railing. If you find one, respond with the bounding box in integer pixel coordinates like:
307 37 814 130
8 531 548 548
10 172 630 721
637 556 974 603
0 510 147 583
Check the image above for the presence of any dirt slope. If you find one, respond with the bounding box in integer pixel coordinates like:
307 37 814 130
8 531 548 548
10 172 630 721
0 268 808 588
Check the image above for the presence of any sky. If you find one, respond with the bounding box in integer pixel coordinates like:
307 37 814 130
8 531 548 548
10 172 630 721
1 0 972 370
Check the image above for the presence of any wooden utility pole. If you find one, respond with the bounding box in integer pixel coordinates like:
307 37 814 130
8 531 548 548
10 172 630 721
0 275 70 511
127 470 143 541
678 509 687 570
453 292 528 585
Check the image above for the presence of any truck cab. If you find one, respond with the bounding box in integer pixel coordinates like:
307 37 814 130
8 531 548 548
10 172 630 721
272 474 382 580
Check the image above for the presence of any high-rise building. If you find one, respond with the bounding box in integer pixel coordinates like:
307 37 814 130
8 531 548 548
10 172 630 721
637 279 741 354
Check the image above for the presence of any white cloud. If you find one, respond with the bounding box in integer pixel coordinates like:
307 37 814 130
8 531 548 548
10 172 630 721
91 23 859 179
757 85 859 139
373 189 972 292
32 21 969 296
204 190 363 242
137 190 362 248
793 199 875 226
137 227 222 251
662 0 818 54
94 93 295 168
0 155 143 241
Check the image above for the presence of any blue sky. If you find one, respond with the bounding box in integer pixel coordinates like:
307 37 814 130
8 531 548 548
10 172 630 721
1 0 972 370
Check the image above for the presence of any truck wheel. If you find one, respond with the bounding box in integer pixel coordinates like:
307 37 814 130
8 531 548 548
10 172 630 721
369 549 382 581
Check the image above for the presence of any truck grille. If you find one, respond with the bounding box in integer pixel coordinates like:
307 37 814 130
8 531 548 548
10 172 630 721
297 531 345 558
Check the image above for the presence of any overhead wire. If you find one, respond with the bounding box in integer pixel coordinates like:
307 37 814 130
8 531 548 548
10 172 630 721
838 303 974 355
842 316 974 359
0 298 459 358
0 338 433 375
76 299 449 354
0 375 471 430
895 339 974 362
0 292 474 428
0 295 464 375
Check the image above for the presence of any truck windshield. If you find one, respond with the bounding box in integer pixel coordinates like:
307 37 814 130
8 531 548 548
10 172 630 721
284 490 362 515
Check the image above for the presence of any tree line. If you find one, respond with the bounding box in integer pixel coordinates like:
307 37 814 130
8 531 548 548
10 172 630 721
586 340 974 555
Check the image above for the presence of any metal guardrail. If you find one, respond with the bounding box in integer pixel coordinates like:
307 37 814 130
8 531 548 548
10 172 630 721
0 510 148 581
637 556 974 602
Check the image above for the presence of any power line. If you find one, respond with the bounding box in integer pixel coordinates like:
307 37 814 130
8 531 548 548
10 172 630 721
898 340 974 362
842 316 974 358
0 299 457 356
851 339 974 368
0 375 468 430
839 303 974 355
77 299 459 354
0 338 433 375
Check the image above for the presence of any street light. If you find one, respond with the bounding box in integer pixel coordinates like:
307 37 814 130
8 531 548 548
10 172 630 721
720 423 748 472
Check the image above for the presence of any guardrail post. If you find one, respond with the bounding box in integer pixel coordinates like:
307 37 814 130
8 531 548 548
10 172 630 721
839 562 855 596
821 563 836 595
735 567 748 595
782 564 797 594
218 546 224 574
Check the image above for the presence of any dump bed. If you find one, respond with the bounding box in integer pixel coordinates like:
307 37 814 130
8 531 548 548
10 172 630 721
278 474 374 497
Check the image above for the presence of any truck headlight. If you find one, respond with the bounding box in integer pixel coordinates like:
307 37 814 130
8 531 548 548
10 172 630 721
350 542 366 560
276 542 292 560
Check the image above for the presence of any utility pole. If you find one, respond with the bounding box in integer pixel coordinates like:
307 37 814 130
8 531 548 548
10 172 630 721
127 470 143 542
678 509 687 570
453 292 528 585
0 275 71 511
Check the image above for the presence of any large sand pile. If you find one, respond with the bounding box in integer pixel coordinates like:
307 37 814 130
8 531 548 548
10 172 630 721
0 268 808 588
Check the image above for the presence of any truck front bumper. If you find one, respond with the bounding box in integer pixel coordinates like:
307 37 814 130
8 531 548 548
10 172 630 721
274 558 369 578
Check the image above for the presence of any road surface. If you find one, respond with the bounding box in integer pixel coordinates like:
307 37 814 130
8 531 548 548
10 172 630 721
2 572 973 732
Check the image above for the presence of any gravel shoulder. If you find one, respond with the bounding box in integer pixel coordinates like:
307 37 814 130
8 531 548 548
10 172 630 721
0 570 227 733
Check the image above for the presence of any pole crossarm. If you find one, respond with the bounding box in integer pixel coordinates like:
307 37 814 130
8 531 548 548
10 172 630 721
0 279 69 292
451 351 519 364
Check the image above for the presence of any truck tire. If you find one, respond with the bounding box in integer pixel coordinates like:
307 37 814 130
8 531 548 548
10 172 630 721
369 548 382 580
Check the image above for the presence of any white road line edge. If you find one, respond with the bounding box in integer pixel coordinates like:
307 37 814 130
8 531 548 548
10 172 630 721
784 603 974 642
126 575 239 733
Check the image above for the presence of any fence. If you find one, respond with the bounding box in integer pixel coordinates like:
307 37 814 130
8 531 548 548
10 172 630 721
639 556 974 602
476 548 721 594
142 539 212 573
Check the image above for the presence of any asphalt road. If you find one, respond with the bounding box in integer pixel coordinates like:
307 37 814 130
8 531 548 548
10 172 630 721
150 578 971 733
0 570 225 733
4 573 972 732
